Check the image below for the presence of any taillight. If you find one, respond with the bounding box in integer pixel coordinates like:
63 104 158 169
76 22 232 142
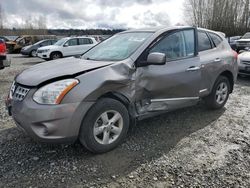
0 42 6 55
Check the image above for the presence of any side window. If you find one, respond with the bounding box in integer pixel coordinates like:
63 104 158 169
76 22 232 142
65 39 78 46
209 32 223 47
40 41 50 46
79 38 93 45
198 31 212 52
88 39 93 44
149 30 195 60
51 40 57 45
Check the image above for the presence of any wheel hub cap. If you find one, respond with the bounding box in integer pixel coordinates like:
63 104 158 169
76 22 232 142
215 82 228 105
93 110 123 145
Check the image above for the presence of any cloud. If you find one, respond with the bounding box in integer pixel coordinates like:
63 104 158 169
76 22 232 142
1 0 184 29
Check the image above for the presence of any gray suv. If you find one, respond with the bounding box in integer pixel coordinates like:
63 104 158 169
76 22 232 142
6 26 238 153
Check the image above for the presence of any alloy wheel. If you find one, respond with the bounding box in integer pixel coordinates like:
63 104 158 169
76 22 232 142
31 50 37 57
215 82 228 105
93 110 123 145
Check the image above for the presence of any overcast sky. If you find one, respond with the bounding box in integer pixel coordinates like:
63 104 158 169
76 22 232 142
1 0 185 29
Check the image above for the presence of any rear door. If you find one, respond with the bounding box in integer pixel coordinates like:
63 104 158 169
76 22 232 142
198 30 224 97
135 28 201 114
78 38 95 54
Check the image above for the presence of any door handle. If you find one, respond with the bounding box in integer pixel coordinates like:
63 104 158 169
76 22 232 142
186 66 201 71
214 58 221 62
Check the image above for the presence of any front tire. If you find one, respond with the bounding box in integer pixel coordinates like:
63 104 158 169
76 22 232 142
204 76 230 109
79 98 130 153
30 50 37 57
50 52 62 60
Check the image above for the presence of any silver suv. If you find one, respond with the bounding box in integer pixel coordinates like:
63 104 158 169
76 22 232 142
6 26 238 153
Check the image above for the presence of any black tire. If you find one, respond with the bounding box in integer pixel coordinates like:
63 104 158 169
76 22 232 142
204 76 230 109
50 52 62 60
79 98 130 153
29 50 37 57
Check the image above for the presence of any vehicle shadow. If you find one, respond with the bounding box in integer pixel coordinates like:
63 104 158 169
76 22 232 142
22 60 45 65
237 75 250 86
0 103 226 187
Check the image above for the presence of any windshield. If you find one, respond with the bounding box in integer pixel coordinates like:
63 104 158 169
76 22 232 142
54 38 68 46
82 32 153 61
33 40 44 45
15 37 22 42
242 33 250 39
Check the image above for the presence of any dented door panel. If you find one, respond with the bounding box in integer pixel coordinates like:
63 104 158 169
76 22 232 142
135 57 201 114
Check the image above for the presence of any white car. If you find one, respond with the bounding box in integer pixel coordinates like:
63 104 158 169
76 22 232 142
37 37 98 60
238 51 250 76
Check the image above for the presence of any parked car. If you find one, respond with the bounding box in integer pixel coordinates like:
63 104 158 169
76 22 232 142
21 39 58 57
6 26 238 153
0 39 10 69
0 36 10 42
6 35 57 53
238 50 250 76
37 37 98 60
236 32 250 52
227 36 241 51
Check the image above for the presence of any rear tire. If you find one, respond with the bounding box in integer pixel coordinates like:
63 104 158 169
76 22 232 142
50 52 62 60
79 98 130 153
204 76 230 109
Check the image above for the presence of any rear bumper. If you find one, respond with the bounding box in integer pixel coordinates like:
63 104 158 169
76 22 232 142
37 52 50 59
6 90 94 143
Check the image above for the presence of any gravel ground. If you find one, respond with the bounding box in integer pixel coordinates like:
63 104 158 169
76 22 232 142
0 55 250 188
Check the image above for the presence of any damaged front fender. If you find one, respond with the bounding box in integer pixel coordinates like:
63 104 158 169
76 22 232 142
62 58 137 106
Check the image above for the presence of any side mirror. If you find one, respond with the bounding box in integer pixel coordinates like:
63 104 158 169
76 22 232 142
63 43 69 47
147 52 166 65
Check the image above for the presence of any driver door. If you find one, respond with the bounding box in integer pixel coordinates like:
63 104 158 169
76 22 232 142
135 29 201 114
63 38 78 57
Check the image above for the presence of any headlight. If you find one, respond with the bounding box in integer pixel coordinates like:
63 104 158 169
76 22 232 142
33 79 79 104
42 49 50 53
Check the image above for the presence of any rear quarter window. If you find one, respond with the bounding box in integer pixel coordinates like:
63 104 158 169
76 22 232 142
209 32 223 47
198 31 212 52
79 38 93 45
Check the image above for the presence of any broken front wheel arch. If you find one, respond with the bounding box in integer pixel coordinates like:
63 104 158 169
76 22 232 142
99 92 137 122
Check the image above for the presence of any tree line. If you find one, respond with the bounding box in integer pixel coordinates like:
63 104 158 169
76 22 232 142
0 28 124 37
0 3 123 36
184 0 250 36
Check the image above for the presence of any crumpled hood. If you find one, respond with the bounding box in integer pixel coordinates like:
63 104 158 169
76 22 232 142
16 57 113 86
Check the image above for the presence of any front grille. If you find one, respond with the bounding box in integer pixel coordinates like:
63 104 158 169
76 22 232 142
242 61 250 65
10 82 30 101
237 41 250 46
37 49 47 53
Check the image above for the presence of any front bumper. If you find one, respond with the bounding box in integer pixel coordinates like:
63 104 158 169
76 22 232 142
238 63 250 75
20 49 30 56
6 89 94 143
37 52 50 59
